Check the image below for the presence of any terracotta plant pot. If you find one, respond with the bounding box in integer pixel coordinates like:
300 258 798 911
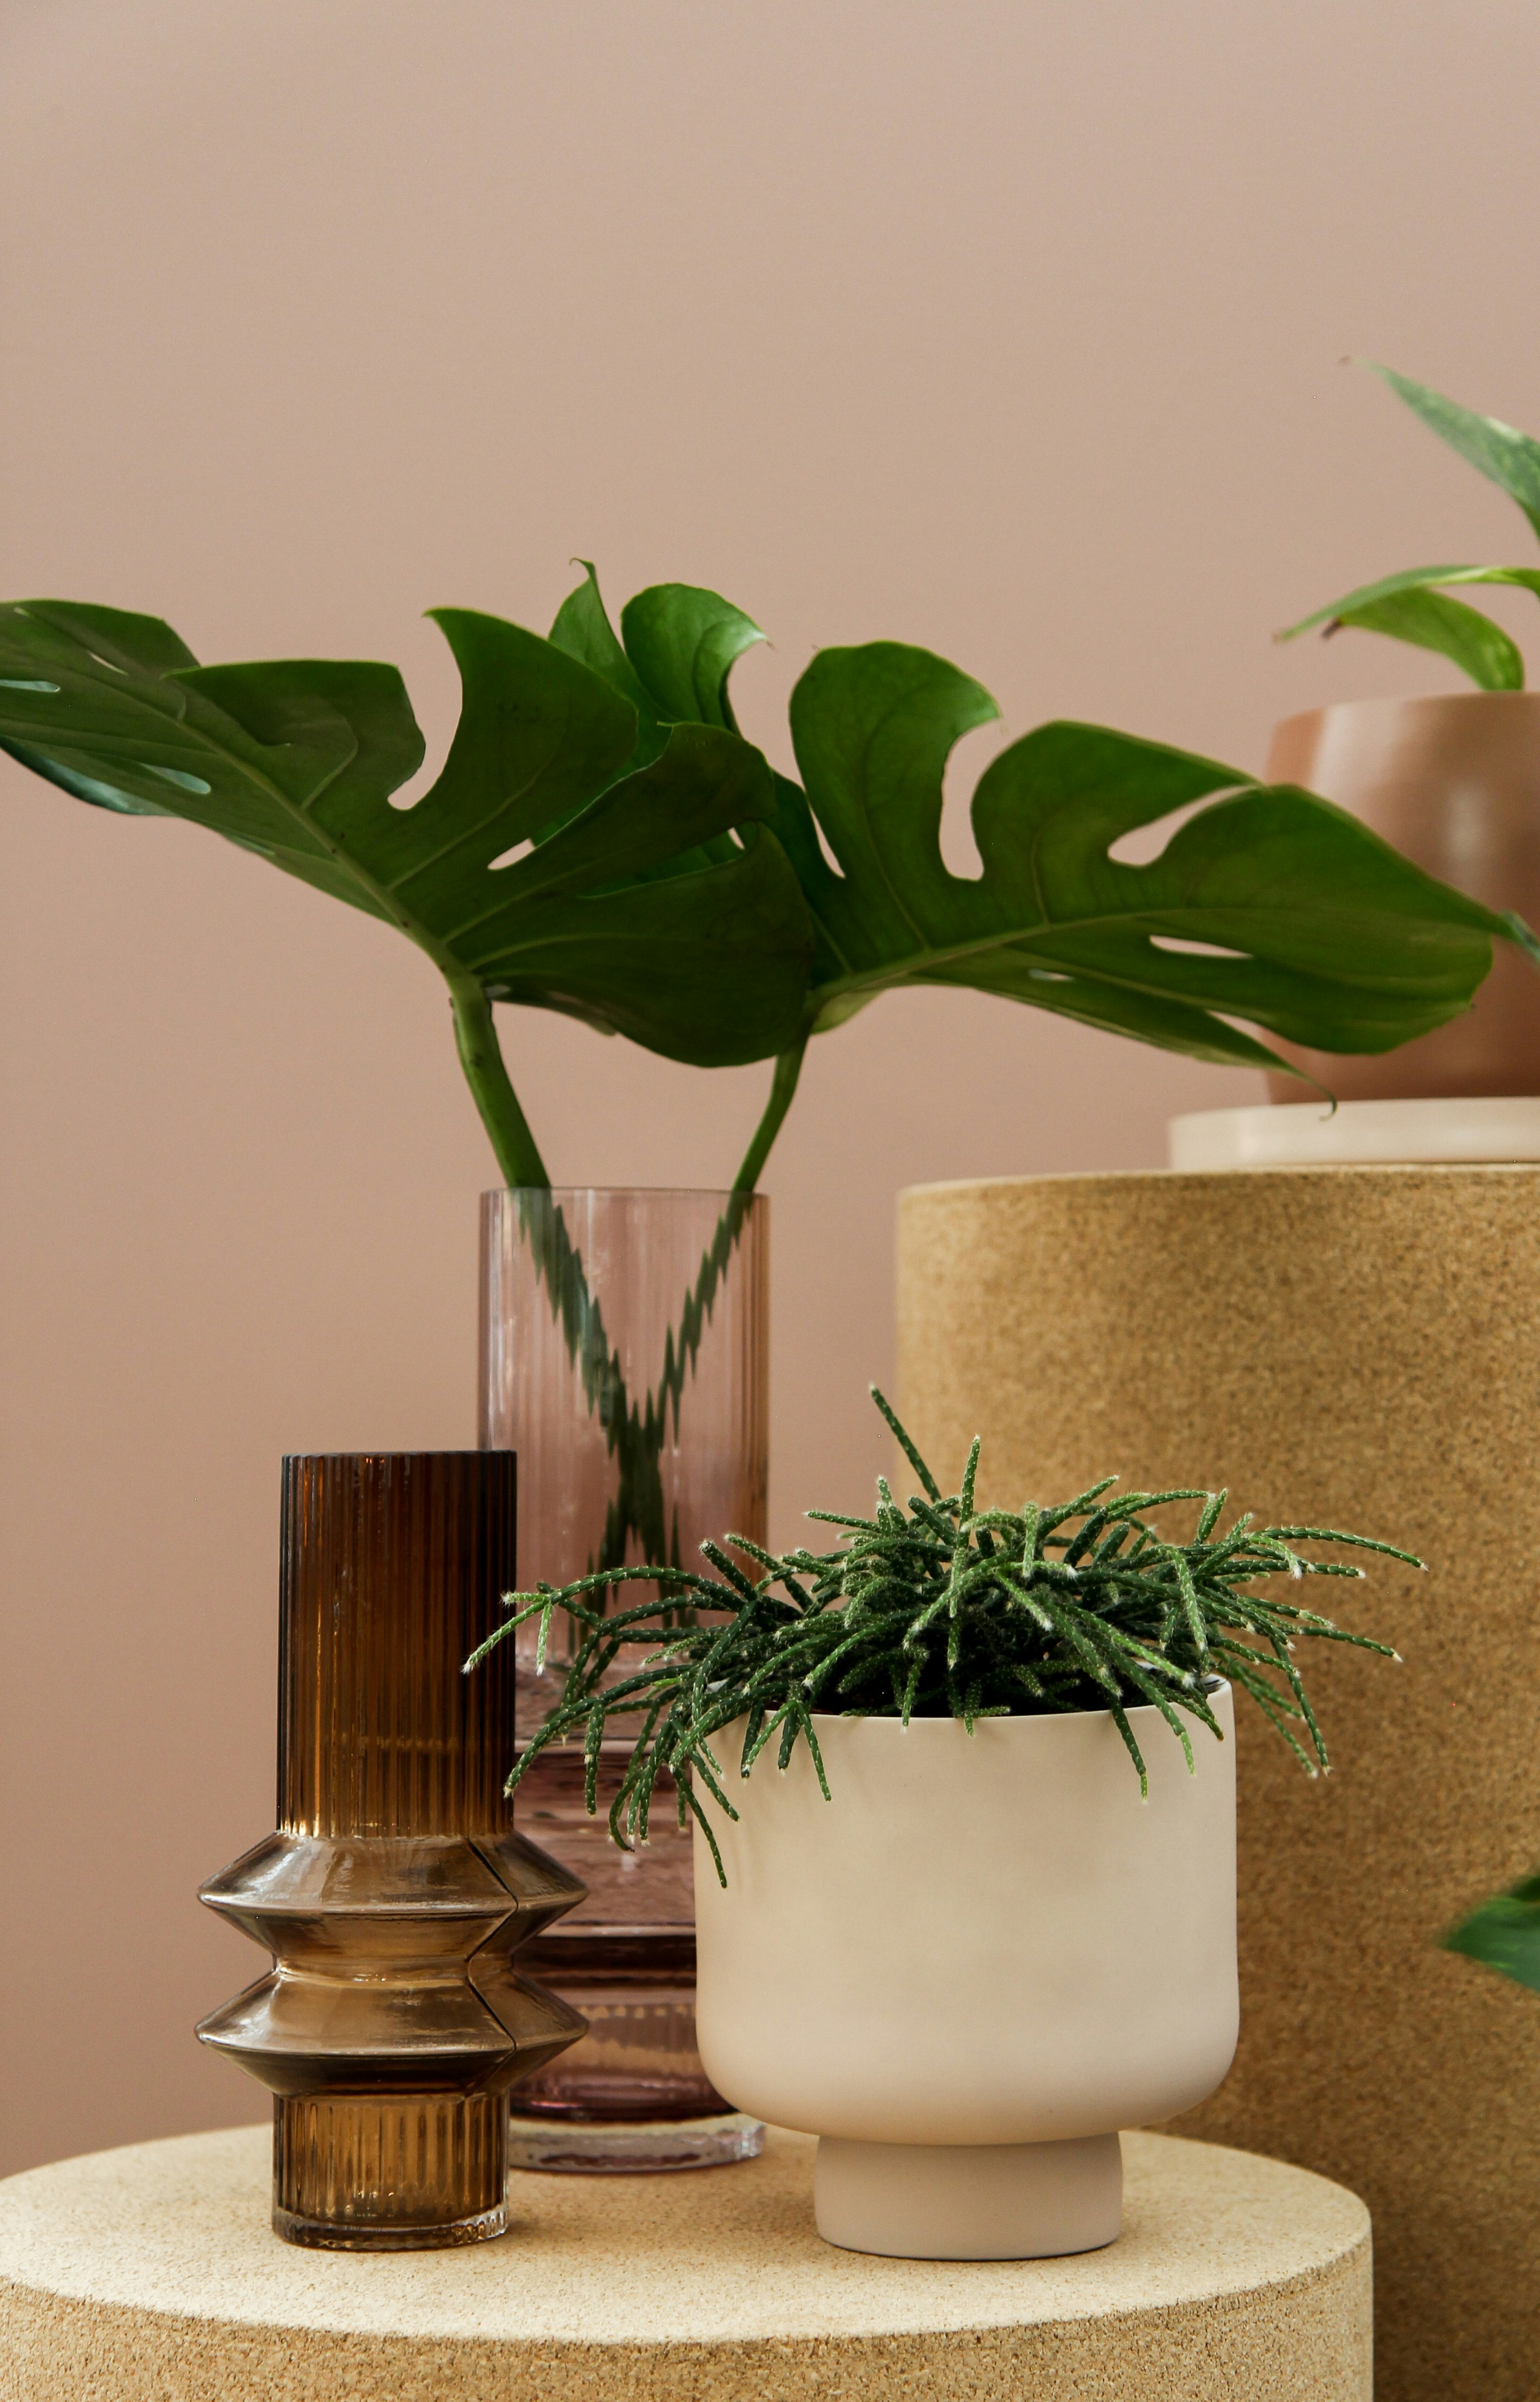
1264 693 1540 1101
692 1693 1238 2261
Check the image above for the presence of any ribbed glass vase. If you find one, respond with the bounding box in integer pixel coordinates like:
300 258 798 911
198 1452 587 2247
479 1188 768 2172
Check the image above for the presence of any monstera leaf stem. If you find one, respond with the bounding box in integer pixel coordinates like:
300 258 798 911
732 1037 809 1193
448 976 550 1188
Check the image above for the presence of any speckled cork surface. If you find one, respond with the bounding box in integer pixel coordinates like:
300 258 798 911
0 2125 1368 2399
897 1164 1540 2402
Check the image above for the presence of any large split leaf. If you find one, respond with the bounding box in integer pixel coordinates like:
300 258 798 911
7 568 1531 1196
0 598 813 1074
559 569 1514 1077
782 643 1512 1062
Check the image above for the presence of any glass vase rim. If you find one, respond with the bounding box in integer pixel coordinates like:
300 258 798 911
279 1447 514 1465
481 1184 768 1201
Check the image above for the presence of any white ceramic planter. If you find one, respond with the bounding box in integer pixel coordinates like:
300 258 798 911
1169 1095 1540 1171
693 1688 1237 2260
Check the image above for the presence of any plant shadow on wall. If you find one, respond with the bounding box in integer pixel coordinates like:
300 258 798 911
2 568 1534 1585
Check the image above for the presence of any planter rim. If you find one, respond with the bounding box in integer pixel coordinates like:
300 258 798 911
1170 1095 1540 1171
1272 690 1540 742
787 1684 1229 1735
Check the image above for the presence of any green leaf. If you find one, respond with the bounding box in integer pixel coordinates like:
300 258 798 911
618 582 765 732
1333 592 1522 692
1372 364 1540 545
549 566 769 880
601 597 1527 1077
1444 1871 1540 1997
0 597 814 1072
779 643 1512 1065
1279 563 1540 690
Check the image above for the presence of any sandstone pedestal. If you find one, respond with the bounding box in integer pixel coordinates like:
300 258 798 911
897 1165 1540 2402
0 2124 1368 2399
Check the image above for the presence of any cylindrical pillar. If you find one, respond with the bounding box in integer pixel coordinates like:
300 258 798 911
897 1166 1540 2402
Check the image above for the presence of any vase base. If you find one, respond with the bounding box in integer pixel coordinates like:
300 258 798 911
814 2132 1123 2259
272 2199 510 2251
508 2110 765 2175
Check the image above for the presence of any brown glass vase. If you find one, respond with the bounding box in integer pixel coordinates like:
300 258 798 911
197 1452 587 2249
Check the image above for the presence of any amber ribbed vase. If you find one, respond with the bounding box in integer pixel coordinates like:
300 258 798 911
197 1452 587 2249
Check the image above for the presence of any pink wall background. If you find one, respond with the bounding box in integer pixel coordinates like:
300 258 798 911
4 0 1537 2176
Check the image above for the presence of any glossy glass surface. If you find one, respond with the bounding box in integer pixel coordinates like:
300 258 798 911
479 1190 767 2162
197 1452 587 2248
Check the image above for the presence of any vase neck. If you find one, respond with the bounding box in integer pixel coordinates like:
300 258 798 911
277 1452 516 1838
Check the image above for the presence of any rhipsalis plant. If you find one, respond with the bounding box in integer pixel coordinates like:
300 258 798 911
467 1387 1415 1884
1281 363 1540 693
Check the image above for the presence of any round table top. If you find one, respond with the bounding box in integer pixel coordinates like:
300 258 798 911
0 2123 1371 2400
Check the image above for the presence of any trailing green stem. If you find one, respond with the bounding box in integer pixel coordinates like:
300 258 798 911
448 975 549 1188
733 1037 809 1193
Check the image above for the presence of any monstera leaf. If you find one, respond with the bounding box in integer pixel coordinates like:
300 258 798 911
780 642 1515 1060
1280 366 1540 690
0 597 813 1181
556 571 1521 1188
5 568 1532 1192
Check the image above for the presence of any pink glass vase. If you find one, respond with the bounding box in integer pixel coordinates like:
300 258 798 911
479 1187 768 2171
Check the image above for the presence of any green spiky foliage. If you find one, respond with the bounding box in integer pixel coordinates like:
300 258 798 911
1280 363 1540 691
467 1388 1414 1884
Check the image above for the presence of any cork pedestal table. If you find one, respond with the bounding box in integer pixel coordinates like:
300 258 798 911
896 1165 1540 2402
0 2124 1369 2400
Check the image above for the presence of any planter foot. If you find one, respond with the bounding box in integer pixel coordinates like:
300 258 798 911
814 2132 1122 2259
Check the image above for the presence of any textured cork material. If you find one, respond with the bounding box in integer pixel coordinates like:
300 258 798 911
896 1165 1540 2402
0 2125 1368 2400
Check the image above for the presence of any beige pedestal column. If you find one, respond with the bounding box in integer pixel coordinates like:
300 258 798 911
0 2124 1368 2400
896 1165 1540 2402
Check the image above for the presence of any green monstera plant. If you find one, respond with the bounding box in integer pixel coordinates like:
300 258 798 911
1280 365 1540 692
3 566 1530 1193
3 565 1533 1572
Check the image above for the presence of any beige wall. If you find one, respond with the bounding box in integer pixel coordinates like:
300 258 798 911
3 0 1536 2179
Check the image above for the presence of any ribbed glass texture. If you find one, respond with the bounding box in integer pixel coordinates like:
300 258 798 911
279 1451 515 1838
274 2095 508 2247
479 1189 768 2162
197 1452 589 2247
